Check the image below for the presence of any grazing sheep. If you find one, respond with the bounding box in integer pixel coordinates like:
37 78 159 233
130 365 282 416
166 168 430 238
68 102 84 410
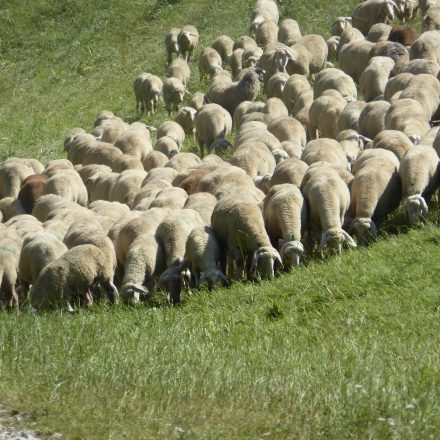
278 18 302 45
383 72 414 102
242 47 264 70
250 0 280 34
183 192 218 225
30 244 118 310
331 17 353 36
181 226 227 289
270 158 308 187
149 187 188 210
350 150 401 245
282 74 314 116
174 106 197 135
399 146 440 225
165 27 181 64
423 6 440 31
231 141 276 178
338 101 368 132
369 40 408 62
99 117 130 143
189 92 209 111
0 231 22 309
0 159 37 199
367 23 392 42
86 171 118 202
137 73 163 115
337 130 370 167
114 124 153 161
143 167 178 185
265 72 289 99
198 47 223 83
360 56 395 102
301 165 356 254
385 98 431 143
166 58 191 86
165 152 201 171
208 69 261 116
267 116 307 148
338 26 365 52
256 20 279 46
263 183 306 266
142 151 169 172
358 100 391 140
302 138 349 169
0 197 25 222
388 25 418 47
17 174 48 214
108 169 147 208
314 68 357 100
120 233 166 304
401 59 440 76
409 30 440 62
194 103 232 157
352 0 397 35
177 25 199 62
338 40 375 82
308 90 347 140
44 169 88 206
327 36 341 59
18 232 68 300
211 197 282 280
233 100 266 129
163 78 186 115
157 120 186 148
228 48 245 79
211 35 234 63
43 159 75 178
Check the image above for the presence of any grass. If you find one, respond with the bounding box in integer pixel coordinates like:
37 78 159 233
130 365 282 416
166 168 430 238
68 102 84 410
0 0 438 439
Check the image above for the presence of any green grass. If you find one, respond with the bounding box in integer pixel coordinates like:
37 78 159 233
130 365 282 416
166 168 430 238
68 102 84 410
0 0 437 439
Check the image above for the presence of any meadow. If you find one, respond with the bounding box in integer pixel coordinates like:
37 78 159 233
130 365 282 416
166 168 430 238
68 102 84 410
0 1 439 438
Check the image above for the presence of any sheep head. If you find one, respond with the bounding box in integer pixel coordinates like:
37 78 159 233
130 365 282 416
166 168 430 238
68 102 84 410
279 239 304 267
250 245 283 279
198 268 229 290
350 218 377 246
120 283 149 305
319 228 357 254
209 138 232 153
159 266 182 305
253 174 272 194
403 195 428 226
272 148 289 164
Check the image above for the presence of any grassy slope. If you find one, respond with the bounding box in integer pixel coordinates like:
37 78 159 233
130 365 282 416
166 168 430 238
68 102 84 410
1 0 439 439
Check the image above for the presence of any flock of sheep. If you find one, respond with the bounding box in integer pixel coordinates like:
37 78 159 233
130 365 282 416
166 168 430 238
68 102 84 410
1 0 440 310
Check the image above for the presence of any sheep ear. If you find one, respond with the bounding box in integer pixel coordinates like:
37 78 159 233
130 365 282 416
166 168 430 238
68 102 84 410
251 249 260 271
318 234 328 252
130 284 149 297
421 197 429 218
273 250 283 268
342 230 357 248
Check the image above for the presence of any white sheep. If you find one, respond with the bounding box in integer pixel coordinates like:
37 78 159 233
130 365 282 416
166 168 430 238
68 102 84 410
338 100 368 132
166 58 191 86
174 107 198 136
177 25 199 62
338 40 375 82
358 100 391 140
211 35 234 63
278 19 302 46
360 56 395 102
114 124 153 161
409 30 440 62
163 77 186 115
352 0 397 35
165 27 181 64
250 0 280 34
0 230 22 309
43 169 88 207
282 74 314 116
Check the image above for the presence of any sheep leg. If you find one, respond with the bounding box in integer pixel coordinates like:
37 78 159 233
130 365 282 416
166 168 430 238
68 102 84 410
197 137 205 158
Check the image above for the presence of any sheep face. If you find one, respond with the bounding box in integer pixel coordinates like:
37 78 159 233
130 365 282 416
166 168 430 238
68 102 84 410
279 240 304 267
403 195 428 226
250 246 282 280
319 229 357 254
350 218 377 246
120 283 149 305
198 268 229 290
159 266 182 305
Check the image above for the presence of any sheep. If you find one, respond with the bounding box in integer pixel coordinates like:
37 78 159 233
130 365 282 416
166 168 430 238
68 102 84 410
17 174 48 214
337 130 371 167
114 124 153 161
181 226 227 290
398 74 440 119
174 107 197 136
338 40 375 82
142 151 169 172
30 244 118 310
420 0 440 15
165 27 181 64
301 138 349 169
211 197 282 280
163 77 186 115
166 58 191 86
338 27 365 52
369 40 408 62
338 101 368 132
256 20 279 47
270 158 308 187
388 25 418 47
331 17 353 36
177 25 199 61
241 46 264 70
86 171 118 202
208 69 261 117
0 231 22 309
367 23 392 42
120 233 166 304
183 192 218 225
157 120 185 149
263 183 306 266
154 136 179 158
134 73 151 113
350 150 401 245
0 159 37 199
211 35 234 63
165 152 201 171
230 141 277 178
233 101 266 129
108 169 147 208
401 59 440 76
313 68 357 100
308 90 347 140
327 36 341 59
194 103 232 157
278 19 302 46
385 98 431 143
0 197 25 222
132 180 171 210
31 194 81 222
423 6 440 31
88 200 130 224
143 167 178 186
18 232 68 300
189 92 209 111
228 48 245 78
358 100 391 139
352 0 397 35
420 126 440 146
137 73 163 115
43 159 75 178
399 145 440 224
44 169 88 206
250 0 280 34
282 74 314 116
264 97 289 119
360 56 395 102
265 72 289 99
409 30 440 62
301 164 356 254
383 72 414 101
267 116 307 148
99 117 130 143
149 187 188 210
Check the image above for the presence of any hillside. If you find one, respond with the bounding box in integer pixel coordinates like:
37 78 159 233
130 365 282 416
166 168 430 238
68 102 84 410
0 1 439 439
